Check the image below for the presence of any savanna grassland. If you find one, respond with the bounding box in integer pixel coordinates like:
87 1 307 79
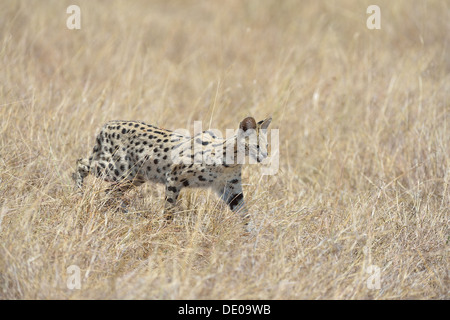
0 0 448 299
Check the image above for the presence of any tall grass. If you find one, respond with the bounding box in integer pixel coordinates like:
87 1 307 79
0 0 448 299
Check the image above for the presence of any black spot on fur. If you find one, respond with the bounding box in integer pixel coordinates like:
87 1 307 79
229 193 244 210
167 186 177 193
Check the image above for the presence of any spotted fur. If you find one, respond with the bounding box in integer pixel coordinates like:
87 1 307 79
73 116 272 230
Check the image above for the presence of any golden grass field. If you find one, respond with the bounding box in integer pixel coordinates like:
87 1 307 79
0 0 448 299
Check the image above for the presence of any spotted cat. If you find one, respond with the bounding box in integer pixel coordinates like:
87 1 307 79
73 116 272 230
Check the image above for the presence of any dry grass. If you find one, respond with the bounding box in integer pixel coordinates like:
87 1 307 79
0 0 449 299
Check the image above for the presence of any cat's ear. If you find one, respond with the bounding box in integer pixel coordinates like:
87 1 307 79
239 117 257 132
257 117 272 130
